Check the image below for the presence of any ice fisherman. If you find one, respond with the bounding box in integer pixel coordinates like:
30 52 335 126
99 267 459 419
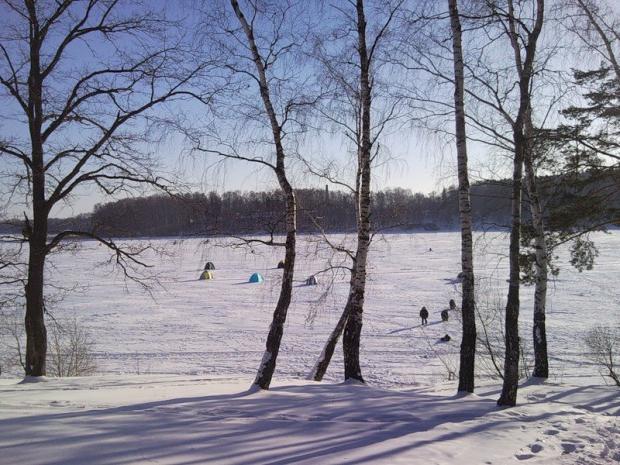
420 306 429 326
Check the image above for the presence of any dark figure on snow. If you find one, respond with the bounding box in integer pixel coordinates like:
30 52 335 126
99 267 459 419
449 299 456 311
440 334 451 342
441 309 449 322
420 306 429 326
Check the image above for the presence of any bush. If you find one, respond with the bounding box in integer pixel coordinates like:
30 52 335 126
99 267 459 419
47 318 97 377
584 325 620 387
0 308 26 376
0 309 96 378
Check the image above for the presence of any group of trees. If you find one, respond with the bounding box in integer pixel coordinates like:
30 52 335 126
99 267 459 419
1 0 618 405
11 171 611 238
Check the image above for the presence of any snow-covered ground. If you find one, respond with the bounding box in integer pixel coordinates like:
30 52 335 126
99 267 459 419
7 231 617 385
0 376 618 464
0 232 618 464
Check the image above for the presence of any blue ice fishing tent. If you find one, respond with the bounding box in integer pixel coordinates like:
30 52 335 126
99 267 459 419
249 272 264 283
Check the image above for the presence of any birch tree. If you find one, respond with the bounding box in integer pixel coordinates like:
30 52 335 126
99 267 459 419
189 0 315 389
494 0 545 406
448 0 477 393
309 0 404 382
516 0 620 380
229 0 298 390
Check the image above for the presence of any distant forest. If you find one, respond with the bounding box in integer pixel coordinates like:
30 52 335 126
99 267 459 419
6 169 609 238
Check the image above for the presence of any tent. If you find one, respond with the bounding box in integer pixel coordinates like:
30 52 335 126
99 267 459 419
277 260 285 269
249 273 264 283
305 275 318 286
204 262 215 270
199 270 214 281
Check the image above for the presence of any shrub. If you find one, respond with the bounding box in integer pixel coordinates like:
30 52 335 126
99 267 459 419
584 325 620 387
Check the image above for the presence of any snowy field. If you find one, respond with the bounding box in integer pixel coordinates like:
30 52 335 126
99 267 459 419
5 231 618 385
0 231 618 464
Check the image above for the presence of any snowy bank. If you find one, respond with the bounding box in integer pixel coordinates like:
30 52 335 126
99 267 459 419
0 375 617 464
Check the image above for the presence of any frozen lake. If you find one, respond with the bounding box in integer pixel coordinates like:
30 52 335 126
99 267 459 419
3 231 619 387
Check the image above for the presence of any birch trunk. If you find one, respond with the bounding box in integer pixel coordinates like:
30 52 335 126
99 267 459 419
448 0 477 394
230 0 297 390
523 116 549 378
342 0 373 383
498 0 545 407
498 130 524 407
310 260 356 381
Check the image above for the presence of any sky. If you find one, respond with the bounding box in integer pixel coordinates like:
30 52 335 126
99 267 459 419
0 0 469 219
1 0 614 218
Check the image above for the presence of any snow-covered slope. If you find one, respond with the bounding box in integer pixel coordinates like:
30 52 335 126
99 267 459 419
0 376 617 464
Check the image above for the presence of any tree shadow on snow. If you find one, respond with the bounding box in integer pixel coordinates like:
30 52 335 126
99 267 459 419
388 321 442 334
0 381 580 465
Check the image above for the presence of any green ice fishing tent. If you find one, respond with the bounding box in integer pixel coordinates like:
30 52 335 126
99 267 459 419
199 270 214 280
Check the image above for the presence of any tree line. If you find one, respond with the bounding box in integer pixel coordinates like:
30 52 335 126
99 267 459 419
8 170 611 239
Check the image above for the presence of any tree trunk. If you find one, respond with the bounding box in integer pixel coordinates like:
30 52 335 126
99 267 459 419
449 0 476 394
24 12 48 377
342 0 372 383
310 261 356 381
523 116 549 378
229 0 298 390
343 257 368 382
497 0 545 408
254 205 296 388
497 137 523 406
24 235 47 376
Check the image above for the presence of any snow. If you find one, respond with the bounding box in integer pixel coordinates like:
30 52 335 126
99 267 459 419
0 231 618 464
0 376 617 464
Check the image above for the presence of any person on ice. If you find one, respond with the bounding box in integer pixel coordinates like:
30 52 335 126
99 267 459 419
420 306 429 326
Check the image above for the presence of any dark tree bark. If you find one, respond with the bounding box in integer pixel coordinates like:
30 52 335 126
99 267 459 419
23 8 48 375
448 0 477 394
499 128 525 407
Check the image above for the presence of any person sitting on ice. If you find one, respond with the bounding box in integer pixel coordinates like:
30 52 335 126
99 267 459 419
449 299 457 311
441 309 449 322
440 334 451 342
419 306 429 326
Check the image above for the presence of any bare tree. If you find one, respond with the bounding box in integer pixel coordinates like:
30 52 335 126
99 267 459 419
0 0 209 376
188 0 317 389
448 0 477 394
308 0 404 383
229 0 298 390
517 0 620 381
568 0 620 81
491 0 545 407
